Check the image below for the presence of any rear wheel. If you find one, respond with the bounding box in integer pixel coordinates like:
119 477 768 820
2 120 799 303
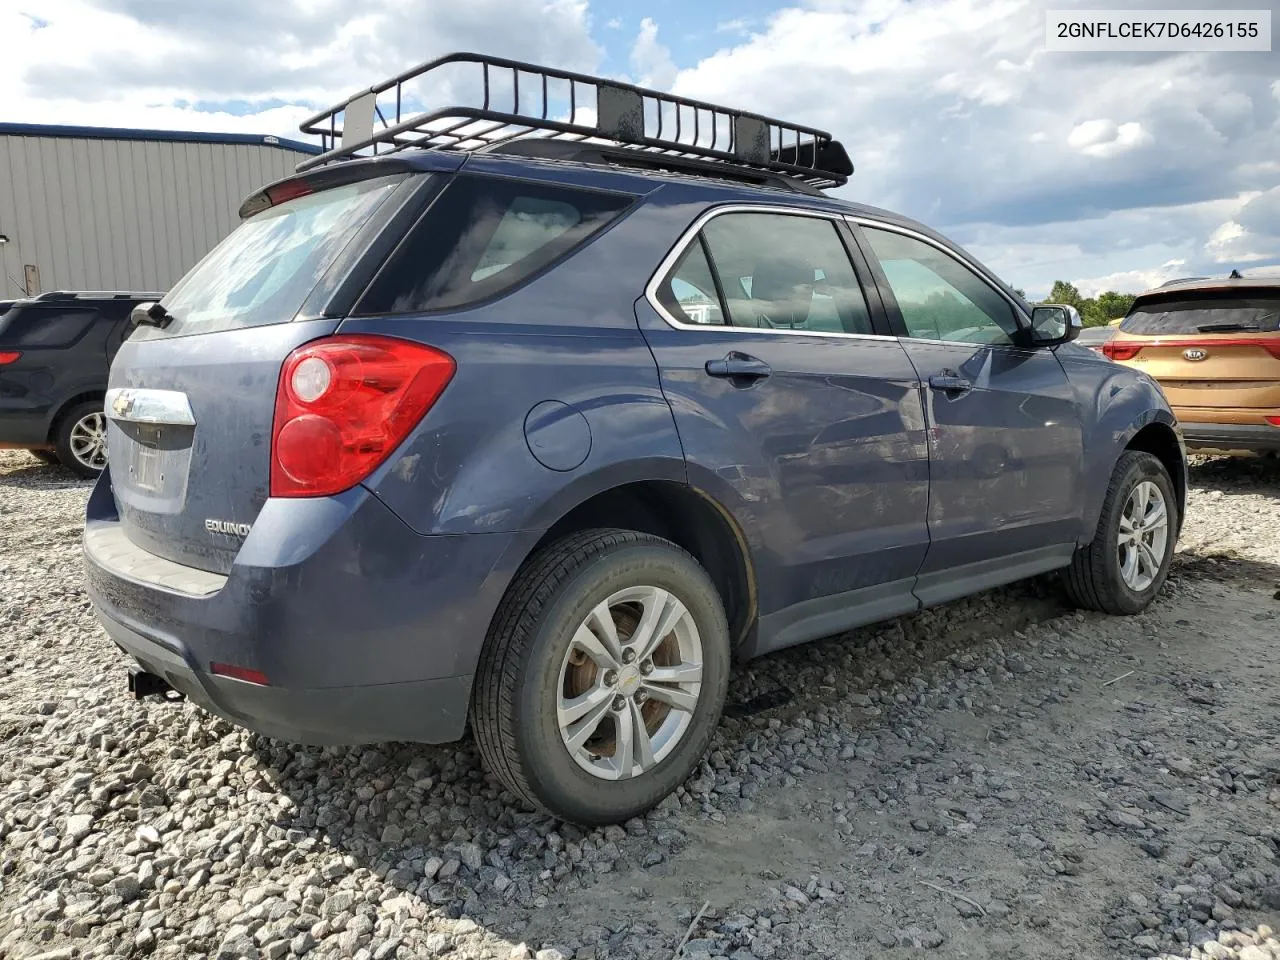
1064 451 1177 614
472 529 729 825
54 402 109 479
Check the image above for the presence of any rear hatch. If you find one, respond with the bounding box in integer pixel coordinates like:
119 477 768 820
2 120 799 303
1105 290 1280 414
106 171 413 574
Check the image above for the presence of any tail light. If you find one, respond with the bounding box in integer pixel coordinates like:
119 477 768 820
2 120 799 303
1104 337 1280 361
0 351 20 365
1102 341 1141 361
271 334 455 497
1267 416 1280 427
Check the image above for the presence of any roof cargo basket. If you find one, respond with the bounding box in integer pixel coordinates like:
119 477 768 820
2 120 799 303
296 52 853 190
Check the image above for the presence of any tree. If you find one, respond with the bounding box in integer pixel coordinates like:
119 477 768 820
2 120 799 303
1042 280 1136 327
1048 280 1084 308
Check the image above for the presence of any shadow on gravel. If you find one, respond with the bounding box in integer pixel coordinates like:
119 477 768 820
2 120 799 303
0 459 88 488
230 455 1280 951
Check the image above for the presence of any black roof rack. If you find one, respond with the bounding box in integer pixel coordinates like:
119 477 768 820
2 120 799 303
296 52 853 190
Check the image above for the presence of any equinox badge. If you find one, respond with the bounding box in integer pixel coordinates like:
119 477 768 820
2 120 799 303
205 518 252 537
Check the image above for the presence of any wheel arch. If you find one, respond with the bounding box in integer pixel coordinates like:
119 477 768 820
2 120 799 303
516 478 758 653
1124 422 1186 536
47 390 106 442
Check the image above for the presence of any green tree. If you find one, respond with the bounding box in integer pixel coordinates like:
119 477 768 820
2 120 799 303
1048 280 1084 308
1095 290 1136 323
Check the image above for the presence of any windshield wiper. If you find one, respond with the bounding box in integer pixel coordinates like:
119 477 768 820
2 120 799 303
131 301 176 330
1196 322 1259 333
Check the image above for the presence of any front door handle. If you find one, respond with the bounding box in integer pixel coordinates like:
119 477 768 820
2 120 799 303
706 354 772 382
928 374 971 393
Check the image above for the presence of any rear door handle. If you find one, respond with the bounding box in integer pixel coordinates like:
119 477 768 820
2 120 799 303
705 354 772 381
928 374 971 393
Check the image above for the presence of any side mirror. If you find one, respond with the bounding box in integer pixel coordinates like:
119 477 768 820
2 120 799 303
1029 303 1082 347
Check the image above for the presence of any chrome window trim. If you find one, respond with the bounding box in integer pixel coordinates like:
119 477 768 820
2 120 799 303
845 215 1041 351
643 203 900 343
104 387 196 426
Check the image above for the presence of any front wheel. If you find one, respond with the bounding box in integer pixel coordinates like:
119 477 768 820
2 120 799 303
472 529 730 825
1064 451 1178 615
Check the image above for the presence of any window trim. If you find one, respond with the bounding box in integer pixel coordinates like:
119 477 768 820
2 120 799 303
644 204 898 342
845 216 1035 350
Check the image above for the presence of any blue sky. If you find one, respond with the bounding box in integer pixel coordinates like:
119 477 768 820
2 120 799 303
3 0 1278 298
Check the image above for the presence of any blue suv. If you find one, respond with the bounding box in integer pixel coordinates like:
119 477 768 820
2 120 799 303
84 54 1186 825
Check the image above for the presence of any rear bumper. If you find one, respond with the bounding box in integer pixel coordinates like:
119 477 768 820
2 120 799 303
1180 421 1280 452
100 612 472 745
83 467 539 746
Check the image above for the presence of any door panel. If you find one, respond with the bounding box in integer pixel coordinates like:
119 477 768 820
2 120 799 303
852 221 1085 584
637 299 929 616
902 340 1083 571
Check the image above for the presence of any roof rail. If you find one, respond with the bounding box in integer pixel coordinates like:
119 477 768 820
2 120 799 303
296 52 853 189
32 291 166 302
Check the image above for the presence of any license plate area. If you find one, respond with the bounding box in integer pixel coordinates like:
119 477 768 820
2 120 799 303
131 442 163 492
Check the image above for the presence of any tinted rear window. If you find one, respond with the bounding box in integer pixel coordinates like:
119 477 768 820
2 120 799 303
0 306 99 347
355 175 634 315
1120 296 1280 335
133 175 403 340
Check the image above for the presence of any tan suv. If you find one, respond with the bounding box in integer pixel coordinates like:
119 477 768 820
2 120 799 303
1104 277 1280 455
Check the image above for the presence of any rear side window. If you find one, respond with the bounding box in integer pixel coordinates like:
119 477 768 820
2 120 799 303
1120 297 1280 335
653 212 874 335
135 175 403 340
0 307 99 347
356 176 634 315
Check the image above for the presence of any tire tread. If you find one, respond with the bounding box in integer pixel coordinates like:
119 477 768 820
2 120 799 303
472 528 693 812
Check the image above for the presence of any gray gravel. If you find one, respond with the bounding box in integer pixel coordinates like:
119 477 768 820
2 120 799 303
2 449 1279 960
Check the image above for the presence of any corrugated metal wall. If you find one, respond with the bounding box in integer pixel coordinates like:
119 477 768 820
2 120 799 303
0 134 307 298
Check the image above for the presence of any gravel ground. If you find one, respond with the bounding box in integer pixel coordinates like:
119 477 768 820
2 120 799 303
1 448 1278 960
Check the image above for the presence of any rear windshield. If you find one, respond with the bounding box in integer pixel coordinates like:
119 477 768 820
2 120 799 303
0 306 99 347
134 175 403 340
1120 296 1280 335
355 175 634 315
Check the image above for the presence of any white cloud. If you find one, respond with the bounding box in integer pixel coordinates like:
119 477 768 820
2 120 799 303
1067 120 1152 159
1 0 602 138
1074 260 1188 298
630 18 678 91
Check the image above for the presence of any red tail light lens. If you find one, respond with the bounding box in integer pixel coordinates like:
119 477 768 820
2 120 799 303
1102 341 1142 361
0 351 21 365
271 335 455 498
1267 416 1280 427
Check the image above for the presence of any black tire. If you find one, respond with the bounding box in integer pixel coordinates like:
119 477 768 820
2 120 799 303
1064 451 1178 615
54 401 108 479
27 449 59 465
472 529 730 825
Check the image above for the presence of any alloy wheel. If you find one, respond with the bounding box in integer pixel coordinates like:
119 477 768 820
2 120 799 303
556 585 703 781
1117 480 1169 592
69 412 108 472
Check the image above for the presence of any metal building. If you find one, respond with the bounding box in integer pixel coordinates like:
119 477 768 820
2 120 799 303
0 123 321 299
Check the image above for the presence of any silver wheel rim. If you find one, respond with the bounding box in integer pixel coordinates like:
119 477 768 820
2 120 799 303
69 412 108 471
1117 480 1169 592
556 585 703 781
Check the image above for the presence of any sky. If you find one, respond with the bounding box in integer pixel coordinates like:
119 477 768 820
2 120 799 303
2 0 1278 299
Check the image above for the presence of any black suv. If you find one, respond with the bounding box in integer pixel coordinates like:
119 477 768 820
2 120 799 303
0 291 164 477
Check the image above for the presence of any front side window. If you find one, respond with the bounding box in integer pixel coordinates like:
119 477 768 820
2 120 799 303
358 176 634 314
862 226 1020 346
